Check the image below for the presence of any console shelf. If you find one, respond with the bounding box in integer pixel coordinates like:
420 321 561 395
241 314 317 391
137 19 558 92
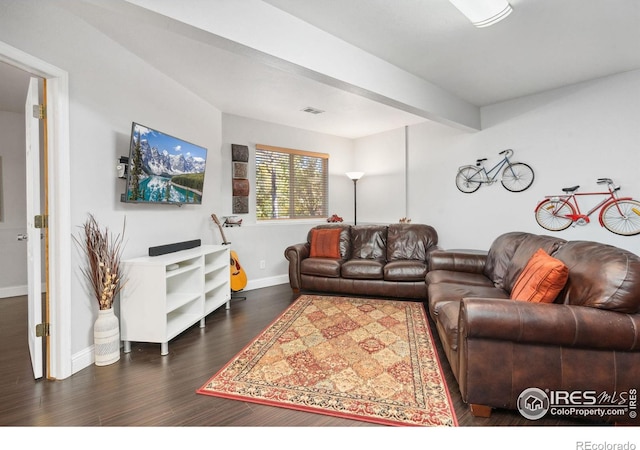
120 245 231 355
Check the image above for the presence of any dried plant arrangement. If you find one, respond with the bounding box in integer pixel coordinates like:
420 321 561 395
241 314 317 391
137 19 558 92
74 214 126 310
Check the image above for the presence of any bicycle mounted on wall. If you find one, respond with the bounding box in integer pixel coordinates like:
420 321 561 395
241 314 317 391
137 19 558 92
455 149 535 193
534 178 640 236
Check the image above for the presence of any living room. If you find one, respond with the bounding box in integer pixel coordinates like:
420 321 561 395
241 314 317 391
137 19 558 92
0 0 638 438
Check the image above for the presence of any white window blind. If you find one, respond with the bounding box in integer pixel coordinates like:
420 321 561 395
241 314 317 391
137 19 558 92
255 144 329 220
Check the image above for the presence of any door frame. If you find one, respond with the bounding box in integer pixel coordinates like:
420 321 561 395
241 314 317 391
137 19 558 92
0 41 72 380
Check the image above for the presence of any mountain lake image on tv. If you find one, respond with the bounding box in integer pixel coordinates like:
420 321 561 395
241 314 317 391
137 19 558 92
125 122 208 205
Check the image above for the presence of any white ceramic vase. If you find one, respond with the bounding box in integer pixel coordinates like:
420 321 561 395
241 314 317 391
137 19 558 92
94 307 120 366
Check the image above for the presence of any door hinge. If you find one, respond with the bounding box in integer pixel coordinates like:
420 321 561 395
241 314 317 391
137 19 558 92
35 214 48 229
36 322 50 337
32 104 46 120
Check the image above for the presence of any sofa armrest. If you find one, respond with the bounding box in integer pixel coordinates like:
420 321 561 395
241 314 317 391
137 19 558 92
428 249 488 274
460 298 640 352
284 243 310 290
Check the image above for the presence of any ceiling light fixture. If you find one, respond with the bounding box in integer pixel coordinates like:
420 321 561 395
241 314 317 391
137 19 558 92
448 0 513 28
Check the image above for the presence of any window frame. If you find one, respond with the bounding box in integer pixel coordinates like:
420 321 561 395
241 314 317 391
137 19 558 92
255 144 329 221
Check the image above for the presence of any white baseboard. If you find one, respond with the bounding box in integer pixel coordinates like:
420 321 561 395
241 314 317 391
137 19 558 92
0 285 27 299
0 283 48 299
72 345 94 374
244 274 289 291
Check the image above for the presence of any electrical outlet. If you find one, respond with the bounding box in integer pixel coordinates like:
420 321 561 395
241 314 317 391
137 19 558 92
259 260 266 269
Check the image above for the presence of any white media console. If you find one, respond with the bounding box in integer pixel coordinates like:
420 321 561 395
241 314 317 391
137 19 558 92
120 245 231 355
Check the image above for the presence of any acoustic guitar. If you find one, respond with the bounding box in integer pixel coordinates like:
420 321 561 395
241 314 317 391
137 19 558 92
211 214 248 292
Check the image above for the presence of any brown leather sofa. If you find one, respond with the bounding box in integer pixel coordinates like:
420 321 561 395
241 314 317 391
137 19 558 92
285 223 439 299
427 231 640 422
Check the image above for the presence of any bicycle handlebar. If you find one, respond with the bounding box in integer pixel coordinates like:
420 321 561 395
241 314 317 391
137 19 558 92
597 178 614 185
499 149 514 157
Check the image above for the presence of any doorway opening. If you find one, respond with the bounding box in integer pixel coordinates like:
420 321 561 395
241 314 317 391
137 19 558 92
0 40 72 380
0 61 47 379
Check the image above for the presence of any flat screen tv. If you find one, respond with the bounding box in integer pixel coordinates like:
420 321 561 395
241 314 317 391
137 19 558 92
123 122 208 205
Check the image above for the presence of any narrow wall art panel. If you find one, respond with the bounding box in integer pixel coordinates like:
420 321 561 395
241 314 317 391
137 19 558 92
231 144 249 214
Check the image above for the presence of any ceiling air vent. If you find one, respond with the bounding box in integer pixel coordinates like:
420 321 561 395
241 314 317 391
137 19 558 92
301 106 325 115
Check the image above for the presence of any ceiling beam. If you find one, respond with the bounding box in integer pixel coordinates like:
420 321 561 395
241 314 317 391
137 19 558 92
122 0 480 131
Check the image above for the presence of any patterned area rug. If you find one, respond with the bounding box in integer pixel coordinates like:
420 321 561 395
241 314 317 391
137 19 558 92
197 295 457 426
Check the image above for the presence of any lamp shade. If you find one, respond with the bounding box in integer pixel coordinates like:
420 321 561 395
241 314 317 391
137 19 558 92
346 172 364 181
448 0 513 28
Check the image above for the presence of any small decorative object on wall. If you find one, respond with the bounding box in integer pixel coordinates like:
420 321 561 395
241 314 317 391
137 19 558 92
224 216 243 227
232 161 247 179
327 213 343 223
534 177 640 236
231 144 249 214
399 217 412 223
73 214 126 366
455 149 534 193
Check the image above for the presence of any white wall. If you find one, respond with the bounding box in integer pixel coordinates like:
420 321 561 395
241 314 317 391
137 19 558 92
353 127 407 224
0 111 28 296
405 70 640 255
221 114 354 288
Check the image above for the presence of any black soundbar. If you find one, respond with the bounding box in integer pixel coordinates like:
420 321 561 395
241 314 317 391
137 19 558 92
148 239 201 257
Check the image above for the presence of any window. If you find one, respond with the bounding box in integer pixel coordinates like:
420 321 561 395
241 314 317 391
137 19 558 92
255 144 329 220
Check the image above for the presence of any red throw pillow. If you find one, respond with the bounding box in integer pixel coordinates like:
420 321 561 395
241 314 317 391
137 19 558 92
510 248 569 303
309 228 342 259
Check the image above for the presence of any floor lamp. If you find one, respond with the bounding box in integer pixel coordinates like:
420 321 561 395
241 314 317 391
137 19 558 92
346 172 364 225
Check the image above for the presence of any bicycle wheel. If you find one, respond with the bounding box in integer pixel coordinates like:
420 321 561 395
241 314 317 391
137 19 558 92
455 166 482 193
501 162 535 192
535 199 574 231
600 199 640 236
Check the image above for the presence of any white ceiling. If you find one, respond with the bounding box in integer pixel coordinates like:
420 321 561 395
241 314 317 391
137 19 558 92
1 0 639 139
264 0 640 106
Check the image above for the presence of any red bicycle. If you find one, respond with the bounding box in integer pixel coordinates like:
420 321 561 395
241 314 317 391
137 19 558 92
534 178 640 236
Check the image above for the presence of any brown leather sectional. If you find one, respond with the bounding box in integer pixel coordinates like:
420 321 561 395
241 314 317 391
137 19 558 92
427 231 640 422
284 223 439 299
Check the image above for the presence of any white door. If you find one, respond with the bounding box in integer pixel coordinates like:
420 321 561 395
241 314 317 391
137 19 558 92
25 77 43 379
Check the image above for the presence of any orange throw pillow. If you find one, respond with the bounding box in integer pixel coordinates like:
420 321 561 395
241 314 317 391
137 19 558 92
309 228 342 259
510 248 569 303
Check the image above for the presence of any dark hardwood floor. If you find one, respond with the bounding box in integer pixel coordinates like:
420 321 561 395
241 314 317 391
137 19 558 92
0 285 609 429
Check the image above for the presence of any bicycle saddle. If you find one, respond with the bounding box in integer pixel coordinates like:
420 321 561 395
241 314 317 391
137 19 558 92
475 158 487 166
562 185 579 193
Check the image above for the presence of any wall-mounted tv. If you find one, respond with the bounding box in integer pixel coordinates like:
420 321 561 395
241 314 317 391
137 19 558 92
123 122 208 205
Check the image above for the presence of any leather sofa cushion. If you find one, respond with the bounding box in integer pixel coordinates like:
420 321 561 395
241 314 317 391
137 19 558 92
430 249 487 273
307 224 352 259
384 260 427 281
553 241 640 314
386 223 438 261
483 232 567 291
342 259 384 279
350 225 387 260
428 282 509 322
301 258 342 278
483 232 529 288
427 270 494 287
437 301 462 351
